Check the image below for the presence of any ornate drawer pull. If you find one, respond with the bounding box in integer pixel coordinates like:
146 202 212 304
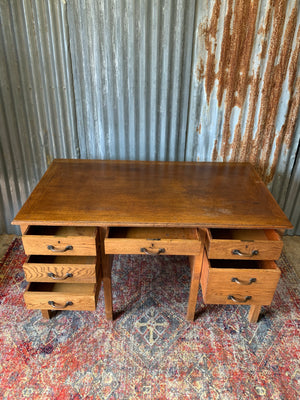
227 295 252 303
232 249 259 257
48 272 73 280
47 245 73 252
231 277 256 285
140 247 165 255
48 301 73 309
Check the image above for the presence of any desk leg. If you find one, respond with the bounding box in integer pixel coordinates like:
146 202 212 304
186 254 203 321
248 305 261 323
186 231 205 321
41 310 51 319
186 229 205 321
99 228 113 320
102 254 113 320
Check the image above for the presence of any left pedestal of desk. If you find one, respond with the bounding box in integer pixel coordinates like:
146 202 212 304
19 225 102 319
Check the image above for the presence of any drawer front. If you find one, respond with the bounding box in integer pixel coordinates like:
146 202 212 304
105 227 201 255
200 253 281 305
23 256 96 283
22 226 97 256
24 282 97 310
205 229 283 260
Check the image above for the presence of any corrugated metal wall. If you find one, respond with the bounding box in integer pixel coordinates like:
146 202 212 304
0 0 78 234
66 0 196 161
0 0 299 234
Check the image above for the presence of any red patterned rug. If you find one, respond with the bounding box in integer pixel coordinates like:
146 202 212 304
0 238 299 399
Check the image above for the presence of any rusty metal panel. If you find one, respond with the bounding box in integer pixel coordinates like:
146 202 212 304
186 0 300 194
0 0 78 233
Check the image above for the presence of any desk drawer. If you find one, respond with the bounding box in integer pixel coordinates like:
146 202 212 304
22 226 97 256
105 227 201 255
24 282 97 310
205 229 282 260
200 252 280 305
23 255 96 283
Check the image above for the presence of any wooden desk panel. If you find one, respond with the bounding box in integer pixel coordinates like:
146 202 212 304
13 160 292 229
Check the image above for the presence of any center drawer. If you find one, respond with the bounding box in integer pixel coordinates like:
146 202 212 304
22 226 97 256
205 229 283 260
105 227 201 255
23 255 97 283
200 252 280 305
24 282 97 311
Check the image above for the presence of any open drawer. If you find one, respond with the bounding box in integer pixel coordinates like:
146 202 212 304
23 255 97 283
105 227 201 255
200 252 281 305
205 229 283 260
24 282 98 311
22 226 97 256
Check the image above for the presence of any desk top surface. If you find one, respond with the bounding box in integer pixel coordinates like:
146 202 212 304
12 159 292 229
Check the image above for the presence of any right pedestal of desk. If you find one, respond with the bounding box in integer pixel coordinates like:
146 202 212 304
201 228 283 323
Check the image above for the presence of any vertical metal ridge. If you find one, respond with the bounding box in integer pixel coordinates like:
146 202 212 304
126 0 136 160
137 1 147 160
148 0 160 160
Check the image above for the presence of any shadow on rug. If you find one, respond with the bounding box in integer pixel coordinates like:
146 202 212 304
0 238 299 400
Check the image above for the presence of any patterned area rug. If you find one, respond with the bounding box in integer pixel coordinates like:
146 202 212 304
0 238 299 400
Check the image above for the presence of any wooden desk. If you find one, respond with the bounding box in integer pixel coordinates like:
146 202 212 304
12 160 292 322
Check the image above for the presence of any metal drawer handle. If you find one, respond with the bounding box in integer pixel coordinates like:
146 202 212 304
48 301 73 309
48 272 73 280
232 249 259 257
140 247 165 255
227 295 252 303
231 277 256 285
47 245 73 252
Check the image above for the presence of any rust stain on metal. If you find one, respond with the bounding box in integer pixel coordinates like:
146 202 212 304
196 59 205 81
196 0 299 183
222 0 260 160
266 71 300 183
202 0 221 101
288 25 300 99
258 1 274 60
252 2 298 182
212 139 218 161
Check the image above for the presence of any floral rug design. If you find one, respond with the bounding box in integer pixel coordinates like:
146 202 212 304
0 239 299 399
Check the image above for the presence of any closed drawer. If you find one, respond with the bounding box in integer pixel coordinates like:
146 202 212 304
24 282 97 310
23 255 96 283
205 229 283 260
105 227 201 255
22 226 97 256
200 252 280 305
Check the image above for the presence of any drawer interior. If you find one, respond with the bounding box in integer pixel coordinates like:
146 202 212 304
25 226 96 237
209 259 278 270
26 255 96 264
27 282 95 293
107 227 199 240
209 229 279 241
